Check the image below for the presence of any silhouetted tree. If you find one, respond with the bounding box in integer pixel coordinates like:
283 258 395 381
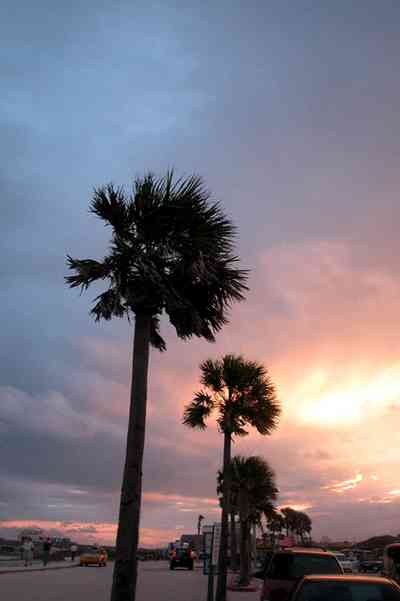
66 172 248 601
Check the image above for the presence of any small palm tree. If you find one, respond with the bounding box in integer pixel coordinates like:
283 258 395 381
229 455 278 586
281 507 298 537
66 172 248 601
267 509 284 549
183 355 280 601
294 511 312 544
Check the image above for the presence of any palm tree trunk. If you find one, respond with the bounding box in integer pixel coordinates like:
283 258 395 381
110 312 151 601
239 516 250 586
230 511 238 571
215 430 231 601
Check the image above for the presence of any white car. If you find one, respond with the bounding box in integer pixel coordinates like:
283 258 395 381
334 553 358 573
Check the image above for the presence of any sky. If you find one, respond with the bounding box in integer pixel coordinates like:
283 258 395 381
2 1 400 546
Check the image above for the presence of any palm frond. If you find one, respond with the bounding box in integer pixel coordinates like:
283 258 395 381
150 316 166 351
90 288 126 321
65 257 111 291
200 358 224 392
183 391 215 430
90 184 129 234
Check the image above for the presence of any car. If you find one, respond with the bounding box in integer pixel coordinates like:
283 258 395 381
334 552 358 573
79 546 107 567
359 559 383 573
169 547 194 570
258 548 343 601
290 574 400 601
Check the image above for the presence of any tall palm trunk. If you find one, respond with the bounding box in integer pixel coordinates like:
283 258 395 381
230 510 238 571
238 493 250 586
111 313 151 601
215 430 231 601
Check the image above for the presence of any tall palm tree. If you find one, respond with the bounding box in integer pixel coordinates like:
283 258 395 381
66 172 248 601
183 355 280 601
229 455 278 586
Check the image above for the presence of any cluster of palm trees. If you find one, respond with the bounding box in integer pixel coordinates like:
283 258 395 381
65 172 300 601
217 455 278 586
183 354 280 597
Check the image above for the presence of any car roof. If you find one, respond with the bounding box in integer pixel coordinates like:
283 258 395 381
276 548 336 556
301 575 398 585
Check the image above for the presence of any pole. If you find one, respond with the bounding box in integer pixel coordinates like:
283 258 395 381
207 565 215 601
207 527 215 601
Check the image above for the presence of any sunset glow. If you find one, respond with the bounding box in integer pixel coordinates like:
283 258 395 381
294 364 400 426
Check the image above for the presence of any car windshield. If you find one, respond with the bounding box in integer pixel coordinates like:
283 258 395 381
268 554 341 579
336 555 347 561
295 581 400 601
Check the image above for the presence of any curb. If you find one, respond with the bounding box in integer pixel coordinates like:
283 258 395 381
0 563 80 576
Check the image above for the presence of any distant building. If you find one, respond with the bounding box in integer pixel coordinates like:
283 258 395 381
18 529 45 543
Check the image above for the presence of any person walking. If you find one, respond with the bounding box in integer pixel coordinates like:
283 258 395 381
23 538 34 567
43 538 52 566
70 543 78 561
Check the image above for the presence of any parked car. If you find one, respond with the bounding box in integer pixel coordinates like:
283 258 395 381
359 559 383 573
334 552 358 573
257 548 343 601
384 544 400 581
290 574 400 601
79 547 107 567
169 547 194 570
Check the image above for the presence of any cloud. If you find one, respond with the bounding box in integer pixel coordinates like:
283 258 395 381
3 1 400 546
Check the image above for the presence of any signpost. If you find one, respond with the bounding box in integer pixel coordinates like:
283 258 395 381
211 523 221 567
203 523 221 601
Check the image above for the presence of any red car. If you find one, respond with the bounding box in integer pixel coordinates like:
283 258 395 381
259 548 343 601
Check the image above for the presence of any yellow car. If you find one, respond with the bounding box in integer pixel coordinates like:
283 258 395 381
80 547 107 567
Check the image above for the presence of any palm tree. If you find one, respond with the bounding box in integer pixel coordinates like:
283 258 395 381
281 507 298 538
267 509 284 549
65 172 248 601
294 511 312 544
183 355 280 601
229 456 278 586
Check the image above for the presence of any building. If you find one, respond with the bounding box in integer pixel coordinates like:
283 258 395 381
18 529 45 544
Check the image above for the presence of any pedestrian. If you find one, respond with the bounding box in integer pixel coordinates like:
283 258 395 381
70 543 78 561
43 538 51 566
23 538 34 567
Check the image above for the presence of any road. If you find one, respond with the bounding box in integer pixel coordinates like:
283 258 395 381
0 561 208 601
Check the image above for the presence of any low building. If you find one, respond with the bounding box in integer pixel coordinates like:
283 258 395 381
18 529 45 544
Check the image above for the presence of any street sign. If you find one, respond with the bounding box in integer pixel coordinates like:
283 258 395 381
211 523 221 566
204 531 213 555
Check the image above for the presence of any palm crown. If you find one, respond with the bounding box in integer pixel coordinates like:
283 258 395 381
183 354 280 437
66 172 248 350
228 455 278 516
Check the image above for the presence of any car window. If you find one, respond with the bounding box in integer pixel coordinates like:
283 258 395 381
268 554 341 579
295 581 400 601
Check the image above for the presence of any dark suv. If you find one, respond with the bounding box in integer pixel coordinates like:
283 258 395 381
169 547 194 570
258 548 343 601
